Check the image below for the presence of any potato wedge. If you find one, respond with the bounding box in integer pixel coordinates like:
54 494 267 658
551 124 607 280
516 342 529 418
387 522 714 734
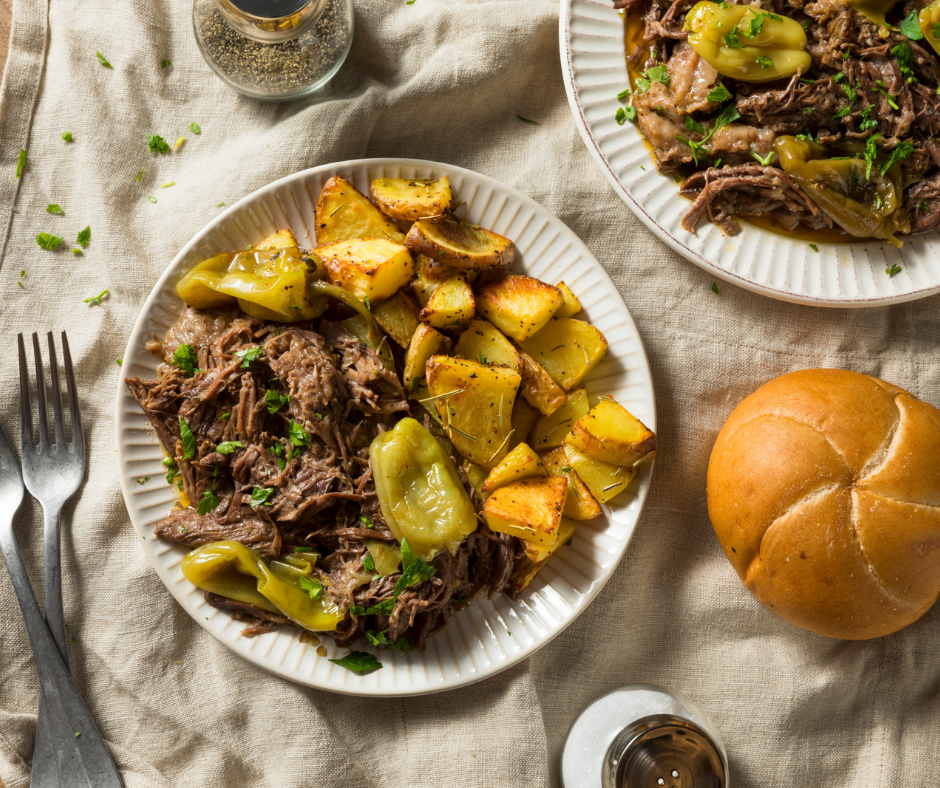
568 398 657 468
540 446 601 521
373 291 421 348
405 216 515 268
563 444 637 504
481 443 546 494
522 517 577 564
483 476 567 545
315 176 405 244
426 355 521 468
475 274 564 342
411 254 467 306
403 324 451 390
530 387 590 451
419 276 475 329
453 318 523 374
370 177 453 221
317 239 415 302
519 318 608 391
509 398 541 451
555 282 582 318
256 228 299 251
518 350 567 416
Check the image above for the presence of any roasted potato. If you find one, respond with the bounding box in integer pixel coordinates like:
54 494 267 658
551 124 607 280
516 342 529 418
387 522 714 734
520 318 608 391
315 176 405 244
554 282 582 318
256 228 299 251
518 350 567 416
483 475 567 545
411 254 467 306
481 443 546 494
540 446 601 521
317 239 415 302
373 291 421 348
522 517 577 564
426 355 522 468
507 555 546 597
475 274 564 342
419 276 475 329
563 444 637 504
567 399 657 468
453 318 523 374
403 324 451 390
530 387 590 450
509 398 541 451
405 216 515 268
370 177 453 221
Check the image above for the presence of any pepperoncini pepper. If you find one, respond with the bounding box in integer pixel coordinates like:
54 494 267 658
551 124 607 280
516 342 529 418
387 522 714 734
851 0 897 29
920 0 940 57
685 2 811 82
774 136 906 245
369 418 477 562
181 541 344 631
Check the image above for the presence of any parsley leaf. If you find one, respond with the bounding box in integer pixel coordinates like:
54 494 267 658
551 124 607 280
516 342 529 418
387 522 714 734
62 132 73 142
15 149 26 179
196 489 220 516
755 55 773 70
329 651 382 673
635 77 652 93
363 554 376 573
360 515 375 529
365 628 390 646
148 134 170 154
288 420 309 448
645 64 670 86
750 150 775 166
707 83 732 104
189 122 201 135
36 232 63 250
390 636 415 654
179 417 196 461
269 443 286 470
234 346 263 368
250 486 275 507
711 281 719 294
95 51 113 68
392 538 436 598
350 599 395 616
163 456 179 484
615 106 627 125
886 264 902 276
831 107 852 119
890 42 918 84
622 106 638 122
172 343 199 375
47 204 63 214
617 87 631 101
161 59 171 68
809 243 819 252
264 389 289 414
516 115 540 125
879 140 915 175
298 575 324 599
83 289 109 305
77 225 91 248
685 115 706 135
215 441 245 455
723 30 743 48
899 10 923 40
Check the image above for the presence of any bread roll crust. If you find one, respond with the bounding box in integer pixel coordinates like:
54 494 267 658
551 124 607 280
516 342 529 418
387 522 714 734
707 369 940 640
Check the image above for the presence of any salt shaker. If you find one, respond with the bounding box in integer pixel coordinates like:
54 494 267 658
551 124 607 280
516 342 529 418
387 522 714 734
193 0 354 101
562 684 729 788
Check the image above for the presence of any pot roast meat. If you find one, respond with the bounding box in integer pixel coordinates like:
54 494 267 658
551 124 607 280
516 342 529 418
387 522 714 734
154 505 282 557
204 592 290 637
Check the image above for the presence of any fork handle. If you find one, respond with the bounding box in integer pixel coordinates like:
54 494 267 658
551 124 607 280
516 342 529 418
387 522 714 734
0 528 123 787
32 509 68 788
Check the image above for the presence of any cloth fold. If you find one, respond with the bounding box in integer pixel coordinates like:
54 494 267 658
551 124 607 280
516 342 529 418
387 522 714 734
0 0 938 786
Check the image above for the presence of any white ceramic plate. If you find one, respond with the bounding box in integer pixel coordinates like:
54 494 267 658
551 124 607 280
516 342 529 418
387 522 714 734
560 0 940 306
116 159 656 696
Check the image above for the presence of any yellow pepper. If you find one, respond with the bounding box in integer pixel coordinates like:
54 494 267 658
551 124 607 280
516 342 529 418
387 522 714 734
920 0 940 57
364 538 403 577
685 2 811 82
775 136 906 245
181 541 344 631
370 418 477 561
851 0 896 28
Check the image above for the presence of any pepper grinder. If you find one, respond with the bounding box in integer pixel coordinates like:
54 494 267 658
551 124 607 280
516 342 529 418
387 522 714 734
193 0 354 101
562 684 729 788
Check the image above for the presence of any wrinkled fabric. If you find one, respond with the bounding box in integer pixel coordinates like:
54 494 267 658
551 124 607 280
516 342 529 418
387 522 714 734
1 0 939 786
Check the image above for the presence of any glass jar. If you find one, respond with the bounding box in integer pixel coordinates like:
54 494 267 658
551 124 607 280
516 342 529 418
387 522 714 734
193 0 354 101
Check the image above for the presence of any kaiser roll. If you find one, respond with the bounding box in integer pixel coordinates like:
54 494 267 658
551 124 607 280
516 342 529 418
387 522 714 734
707 369 940 640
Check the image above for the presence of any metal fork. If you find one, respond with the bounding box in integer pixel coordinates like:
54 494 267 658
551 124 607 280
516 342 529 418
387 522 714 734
18 332 90 786
0 417 123 785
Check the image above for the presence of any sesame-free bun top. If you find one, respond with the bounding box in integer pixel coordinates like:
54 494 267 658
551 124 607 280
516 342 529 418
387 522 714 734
707 369 940 640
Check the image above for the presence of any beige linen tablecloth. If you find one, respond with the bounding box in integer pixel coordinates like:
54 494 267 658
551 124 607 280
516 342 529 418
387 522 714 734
1 1 939 785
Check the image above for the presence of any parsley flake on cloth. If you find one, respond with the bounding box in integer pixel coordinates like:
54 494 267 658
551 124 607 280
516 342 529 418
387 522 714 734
36 232 63 250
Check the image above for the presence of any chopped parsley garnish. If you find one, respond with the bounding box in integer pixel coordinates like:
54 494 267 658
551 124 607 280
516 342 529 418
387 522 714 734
329 651 382 673
615 106 627 125
833 73 845 84
360 515 375 529
516 115 540 124
148 196 157 203
215 441 245 455
196 489 220 516
363 554 376 573
234 346 263 368
298 575 324 599
288 420 309 448
364 296 371 310
560 466 573 473
392 538 435 597
179 417 196 461
172 343 199 375
62 132 73 142
899 10 923 40
685 115 706 134
147 134 170 154
886 264 902 276
15 149 26 179
161 181 175 188
809 243 819 252
216 201 225 207
36 232 63 250
710 281 719 294
677 104 741 166
83 289 109 305
189 122 201 134
136 169 144 182
874 84 899 110
163 456 179 483
831 107 852 119
264 389 289 414
269 443 286 470
294 546 313 553
750 150 774 166
891 42 918 84
77 225 91 248
838 81 857 102
47 204 62 214
919 199 928 211
645 64 670 85
723 30 743 48
879 140 915 175
250 486 275 507
617 87 631 101
161 59 171 68
136 477 148 484
95 51 113 68
707 83 732 104
116 359 122 366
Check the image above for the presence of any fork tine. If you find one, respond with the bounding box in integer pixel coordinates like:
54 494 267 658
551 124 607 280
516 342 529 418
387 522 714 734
61 331 83 453
31 333 49 448
0 416 19 472
18 334 33 449
47 332 66 447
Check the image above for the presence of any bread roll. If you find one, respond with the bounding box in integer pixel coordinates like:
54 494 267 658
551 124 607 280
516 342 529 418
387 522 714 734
707 369 940 640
